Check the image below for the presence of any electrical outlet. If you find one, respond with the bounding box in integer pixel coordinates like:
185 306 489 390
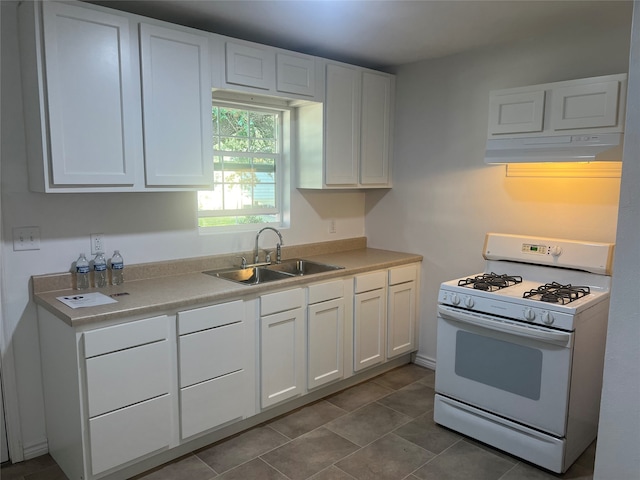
13 226 41 251
329 219 336 234
91 233 104 254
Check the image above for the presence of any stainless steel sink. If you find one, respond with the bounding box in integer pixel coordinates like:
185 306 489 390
206 267 294 285
265 258 345 276
205 258 344 286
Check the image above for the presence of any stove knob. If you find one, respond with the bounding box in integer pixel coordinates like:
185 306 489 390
464 296 475 308
523 307 536 321
541 311 554 325
550 246 563 257
450 293 460 306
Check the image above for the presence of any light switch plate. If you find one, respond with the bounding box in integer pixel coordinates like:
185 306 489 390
13 226 41 251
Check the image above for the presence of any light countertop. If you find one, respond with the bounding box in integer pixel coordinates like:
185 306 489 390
34 247 422 328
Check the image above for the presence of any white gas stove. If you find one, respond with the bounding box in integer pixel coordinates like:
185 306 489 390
434 233 614 473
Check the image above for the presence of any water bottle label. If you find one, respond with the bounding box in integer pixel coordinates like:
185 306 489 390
94 264 107 272
112 263 124 270
77 266 90 274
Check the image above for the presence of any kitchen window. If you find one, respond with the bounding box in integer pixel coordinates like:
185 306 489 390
198 102 286 228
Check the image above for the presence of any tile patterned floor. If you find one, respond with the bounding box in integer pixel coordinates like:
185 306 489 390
1 364 596 480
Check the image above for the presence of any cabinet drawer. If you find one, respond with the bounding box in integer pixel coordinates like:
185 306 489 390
179 321 244 388
180 369 247 439
389 264 417 285
261 288 304 316
89 394 171 475
86 340 171 417
308 280 344 305
178 300 244 335
354 270 386 293
83 316 169 358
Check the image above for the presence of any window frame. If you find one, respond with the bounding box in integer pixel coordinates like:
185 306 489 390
198 99 289 230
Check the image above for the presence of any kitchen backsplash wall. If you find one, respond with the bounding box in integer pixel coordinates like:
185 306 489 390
0 1 365 457
364 16 632 367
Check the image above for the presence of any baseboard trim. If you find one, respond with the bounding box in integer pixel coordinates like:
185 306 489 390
413 353 436 371
23 438 48 460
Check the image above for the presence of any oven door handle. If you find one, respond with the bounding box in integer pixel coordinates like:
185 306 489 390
438 306 572 346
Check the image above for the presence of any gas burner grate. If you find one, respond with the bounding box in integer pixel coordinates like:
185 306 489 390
523 282 591 304
458 272 523 292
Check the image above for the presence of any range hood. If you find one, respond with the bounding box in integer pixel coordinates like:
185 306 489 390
485 133 624 164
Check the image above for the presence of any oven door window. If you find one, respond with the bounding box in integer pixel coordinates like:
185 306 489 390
455 331 542 400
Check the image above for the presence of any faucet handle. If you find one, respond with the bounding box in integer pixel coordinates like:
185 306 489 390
265 251 273 264
237 256 248 269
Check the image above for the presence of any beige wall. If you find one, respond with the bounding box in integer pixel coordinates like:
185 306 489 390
365 14 632 365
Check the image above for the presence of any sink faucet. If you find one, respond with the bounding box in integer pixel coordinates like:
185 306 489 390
254 227 284 264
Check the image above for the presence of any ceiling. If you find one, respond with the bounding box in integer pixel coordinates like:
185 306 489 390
86 0 633 70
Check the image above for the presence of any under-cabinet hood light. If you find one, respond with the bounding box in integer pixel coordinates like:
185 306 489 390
485 133 624 164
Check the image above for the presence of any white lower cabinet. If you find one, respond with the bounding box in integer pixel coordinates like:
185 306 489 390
260 288 305 408
353 271 387 372
83 315 174 476
177 300 255 439
387 265 418 359
307 280 345 389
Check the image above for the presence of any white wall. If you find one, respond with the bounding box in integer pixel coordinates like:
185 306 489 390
365 17 632 367
0 1 365 457
594 2 640 478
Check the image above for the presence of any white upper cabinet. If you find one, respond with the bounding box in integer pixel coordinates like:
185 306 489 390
219 39 321 100
19 1 213 192
20 1 140 191
277 53 316 97
139 23 213 187
297 62 395 189
224 41 275 90
487 74 627 139
550 80 621 131
488 91 545 135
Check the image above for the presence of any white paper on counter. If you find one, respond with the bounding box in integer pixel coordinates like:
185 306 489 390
56 292 118 309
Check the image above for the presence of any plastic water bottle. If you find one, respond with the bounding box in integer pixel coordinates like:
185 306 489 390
110 250 124 285
93 252 107 288
76 253 90 290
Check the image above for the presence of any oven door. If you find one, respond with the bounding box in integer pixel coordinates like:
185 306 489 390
435 304 573 437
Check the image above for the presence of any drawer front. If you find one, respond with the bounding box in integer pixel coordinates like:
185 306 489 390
388 264 417 285
180 369 247 439
89 394 171 475
84 316 169 358
308 279 344 305
261 288 304 316
86 340 171 417
178 300 244 335
354 270 386 293
179 321 244 388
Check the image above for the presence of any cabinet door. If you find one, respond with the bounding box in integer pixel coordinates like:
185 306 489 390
354 288 386 372
140 23 213 187
89 395 171 475
360 71 392 185
261 307 305 408
387 281 416 358
41 2 138 186
276 53 315 96
325 63 360 186
225 41 275 90
551 80 620 131
488 90 545 135
308 298 344 389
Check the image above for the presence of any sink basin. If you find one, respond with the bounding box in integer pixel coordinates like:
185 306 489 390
207 267 294 285
266 259 345 276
